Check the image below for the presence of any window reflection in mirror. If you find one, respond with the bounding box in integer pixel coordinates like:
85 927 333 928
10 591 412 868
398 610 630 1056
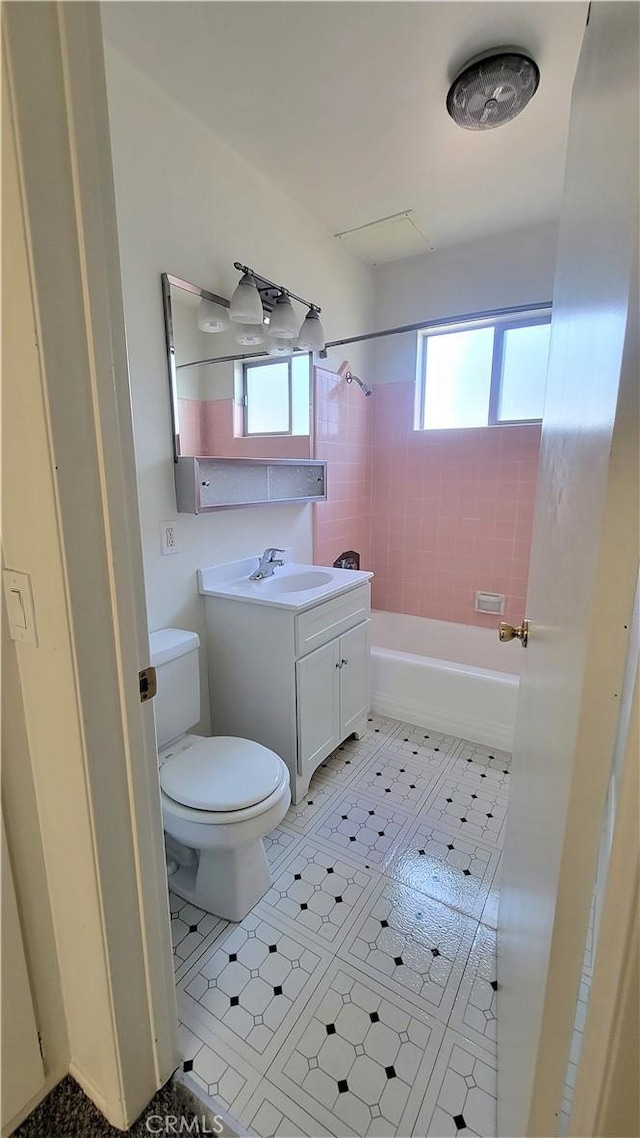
163 274 312 460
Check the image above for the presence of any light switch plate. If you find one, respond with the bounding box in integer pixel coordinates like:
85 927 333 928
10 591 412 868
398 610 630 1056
3 569 38 646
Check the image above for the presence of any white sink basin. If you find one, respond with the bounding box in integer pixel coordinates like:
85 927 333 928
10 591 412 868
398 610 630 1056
199 559 374 611
261 570 333 594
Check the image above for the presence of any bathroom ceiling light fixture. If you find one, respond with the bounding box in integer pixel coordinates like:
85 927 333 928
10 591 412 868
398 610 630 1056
297 306 326 352
447 50 540 131
197 297 230 333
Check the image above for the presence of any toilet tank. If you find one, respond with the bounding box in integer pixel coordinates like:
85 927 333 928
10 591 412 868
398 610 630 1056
149 628 201 749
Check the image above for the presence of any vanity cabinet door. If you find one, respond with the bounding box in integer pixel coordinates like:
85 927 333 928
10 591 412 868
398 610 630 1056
296 639 341 777
339 620 370 737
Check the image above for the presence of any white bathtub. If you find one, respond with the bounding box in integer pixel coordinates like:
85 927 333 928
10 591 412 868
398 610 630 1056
370 611 520 752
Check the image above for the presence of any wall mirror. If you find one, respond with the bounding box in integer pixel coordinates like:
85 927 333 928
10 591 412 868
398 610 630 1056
162 274 313 461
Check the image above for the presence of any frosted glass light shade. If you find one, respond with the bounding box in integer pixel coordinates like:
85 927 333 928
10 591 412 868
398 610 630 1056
267 337 294 356
235 323 266 346
229 272 264 324
297 308 325 352
197 298 230 332
268 293 299 339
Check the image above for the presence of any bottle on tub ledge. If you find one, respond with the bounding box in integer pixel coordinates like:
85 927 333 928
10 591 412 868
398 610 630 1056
333 550 360 571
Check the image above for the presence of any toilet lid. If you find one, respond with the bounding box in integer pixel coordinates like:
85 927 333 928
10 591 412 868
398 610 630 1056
159 736 285 812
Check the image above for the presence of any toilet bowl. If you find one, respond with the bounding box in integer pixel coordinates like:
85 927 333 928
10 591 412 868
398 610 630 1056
150 629 291 922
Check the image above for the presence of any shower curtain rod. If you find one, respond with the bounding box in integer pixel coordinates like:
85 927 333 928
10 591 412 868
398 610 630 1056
320 301 552 355
176 301 552 370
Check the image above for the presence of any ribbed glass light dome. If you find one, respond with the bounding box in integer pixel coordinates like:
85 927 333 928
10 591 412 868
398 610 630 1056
197 298 230 333
235 323 266 346
267 337 294 357
229 271 264 324
268 292 299 339
297 307 325 352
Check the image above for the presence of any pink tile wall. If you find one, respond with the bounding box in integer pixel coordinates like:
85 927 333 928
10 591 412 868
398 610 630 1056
177 397 206 455
370 380 540 627
313 367 374 570
178 397 309 458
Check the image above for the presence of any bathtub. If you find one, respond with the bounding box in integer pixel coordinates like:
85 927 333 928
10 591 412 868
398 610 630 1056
370 611 520 752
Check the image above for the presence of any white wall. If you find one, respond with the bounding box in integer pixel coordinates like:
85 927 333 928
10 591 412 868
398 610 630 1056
368 221 559 384
103 45 373 732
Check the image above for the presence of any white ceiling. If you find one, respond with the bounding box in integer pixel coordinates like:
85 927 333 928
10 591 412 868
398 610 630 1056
102 1 587 256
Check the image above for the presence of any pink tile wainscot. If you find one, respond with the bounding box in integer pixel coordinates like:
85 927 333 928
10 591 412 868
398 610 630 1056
178 397 309 459
312 367 373 570
370 380 540 628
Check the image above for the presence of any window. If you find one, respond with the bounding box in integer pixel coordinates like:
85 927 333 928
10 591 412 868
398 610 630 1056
416 312 551 430
242 354 311 436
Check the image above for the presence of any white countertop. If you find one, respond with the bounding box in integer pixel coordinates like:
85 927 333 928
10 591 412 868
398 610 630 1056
198 558 373 611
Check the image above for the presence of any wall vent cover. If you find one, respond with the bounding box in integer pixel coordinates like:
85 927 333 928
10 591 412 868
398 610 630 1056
475 591 505 615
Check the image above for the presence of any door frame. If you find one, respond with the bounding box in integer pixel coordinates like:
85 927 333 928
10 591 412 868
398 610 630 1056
3 3 177 1128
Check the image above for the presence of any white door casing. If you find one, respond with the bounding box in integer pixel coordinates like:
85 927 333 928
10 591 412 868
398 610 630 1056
1 819 44 1129
2 3 178 1127
498 4 639 1136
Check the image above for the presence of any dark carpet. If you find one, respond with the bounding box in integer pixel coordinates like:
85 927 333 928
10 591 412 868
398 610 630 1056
13 1075 218 1137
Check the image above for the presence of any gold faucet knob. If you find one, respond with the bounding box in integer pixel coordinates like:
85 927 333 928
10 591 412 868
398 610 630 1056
499 619 529 647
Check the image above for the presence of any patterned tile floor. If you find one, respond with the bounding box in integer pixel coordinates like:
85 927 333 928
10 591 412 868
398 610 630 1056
171 715 508 1137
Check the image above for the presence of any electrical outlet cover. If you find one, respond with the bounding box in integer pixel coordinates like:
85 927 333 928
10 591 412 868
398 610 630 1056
160 521 179 555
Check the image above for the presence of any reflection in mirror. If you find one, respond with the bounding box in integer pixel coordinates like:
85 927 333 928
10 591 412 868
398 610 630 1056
162 274 312 460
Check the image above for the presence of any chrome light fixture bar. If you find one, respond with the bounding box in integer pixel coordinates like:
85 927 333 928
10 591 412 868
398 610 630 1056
232 261 325 349
232 261 322 317
174 264 326 368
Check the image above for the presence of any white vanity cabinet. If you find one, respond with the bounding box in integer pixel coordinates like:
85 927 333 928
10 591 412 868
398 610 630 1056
202 581 371 802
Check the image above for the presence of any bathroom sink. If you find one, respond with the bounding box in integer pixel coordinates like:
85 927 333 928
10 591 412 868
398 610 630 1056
261 570 333 594
199 559 374 611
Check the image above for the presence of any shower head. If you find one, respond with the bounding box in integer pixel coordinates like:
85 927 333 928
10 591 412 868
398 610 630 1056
345 371 372 397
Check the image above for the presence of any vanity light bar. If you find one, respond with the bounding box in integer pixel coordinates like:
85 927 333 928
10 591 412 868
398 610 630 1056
233 262 322 315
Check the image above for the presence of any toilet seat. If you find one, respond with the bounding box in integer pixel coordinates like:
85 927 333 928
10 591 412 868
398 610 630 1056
160 735 286 813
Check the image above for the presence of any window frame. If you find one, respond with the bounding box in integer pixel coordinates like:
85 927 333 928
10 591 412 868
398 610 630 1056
241 355 295 438
416 310 552 431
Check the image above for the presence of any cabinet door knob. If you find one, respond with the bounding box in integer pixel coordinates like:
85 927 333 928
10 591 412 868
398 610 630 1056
335 661 342 669
341 658 349 666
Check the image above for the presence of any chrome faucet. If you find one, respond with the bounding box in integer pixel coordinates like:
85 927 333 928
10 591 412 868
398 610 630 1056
249 547 285 581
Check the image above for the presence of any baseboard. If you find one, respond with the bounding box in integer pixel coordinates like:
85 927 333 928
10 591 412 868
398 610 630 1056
67 1062 109 1120
370 689 515 752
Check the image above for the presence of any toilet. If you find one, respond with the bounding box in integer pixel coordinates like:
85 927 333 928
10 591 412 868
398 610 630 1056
149 628 291 921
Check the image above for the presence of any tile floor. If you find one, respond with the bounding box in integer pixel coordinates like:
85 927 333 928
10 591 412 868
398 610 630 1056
170 715 508 1137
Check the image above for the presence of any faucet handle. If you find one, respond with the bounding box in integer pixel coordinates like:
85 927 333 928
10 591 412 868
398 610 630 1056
265 547 285 561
